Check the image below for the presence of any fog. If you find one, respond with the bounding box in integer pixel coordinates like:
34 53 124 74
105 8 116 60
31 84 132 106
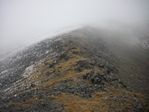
0 0 149 58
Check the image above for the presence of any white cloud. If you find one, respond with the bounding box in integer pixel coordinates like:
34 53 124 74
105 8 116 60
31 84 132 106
0 0 148 57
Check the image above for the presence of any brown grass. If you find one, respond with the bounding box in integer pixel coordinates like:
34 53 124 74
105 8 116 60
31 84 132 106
55 88 145 112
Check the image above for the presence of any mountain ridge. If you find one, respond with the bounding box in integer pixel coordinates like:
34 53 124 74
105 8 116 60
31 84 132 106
0 27 148 112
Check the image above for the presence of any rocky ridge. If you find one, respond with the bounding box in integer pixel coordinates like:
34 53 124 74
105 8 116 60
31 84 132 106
0 27 148 112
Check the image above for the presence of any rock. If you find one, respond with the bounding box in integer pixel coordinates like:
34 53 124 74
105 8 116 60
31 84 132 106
83 71 106 85
59 53 69 61
52 81 94 98
75 60 92 72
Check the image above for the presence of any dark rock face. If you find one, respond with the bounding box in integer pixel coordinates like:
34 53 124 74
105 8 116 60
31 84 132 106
83 71 106 82
52 81 94 98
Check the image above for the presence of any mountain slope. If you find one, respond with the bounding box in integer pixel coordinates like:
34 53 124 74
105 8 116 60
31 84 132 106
0 27 148 112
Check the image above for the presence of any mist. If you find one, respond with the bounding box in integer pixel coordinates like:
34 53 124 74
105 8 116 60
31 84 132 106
0 0 149 58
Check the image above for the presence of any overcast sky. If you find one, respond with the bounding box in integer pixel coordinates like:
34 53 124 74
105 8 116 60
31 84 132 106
0 0 149 58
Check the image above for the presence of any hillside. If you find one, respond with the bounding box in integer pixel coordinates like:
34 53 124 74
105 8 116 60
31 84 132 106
0 27 148 112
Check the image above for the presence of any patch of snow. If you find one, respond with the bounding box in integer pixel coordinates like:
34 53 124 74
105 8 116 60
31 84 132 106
45 50 49 54
23 65 34 78
0 69 8 74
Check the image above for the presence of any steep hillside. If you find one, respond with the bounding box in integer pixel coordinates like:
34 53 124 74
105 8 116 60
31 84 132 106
101 31 149 94
0 27 148 112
